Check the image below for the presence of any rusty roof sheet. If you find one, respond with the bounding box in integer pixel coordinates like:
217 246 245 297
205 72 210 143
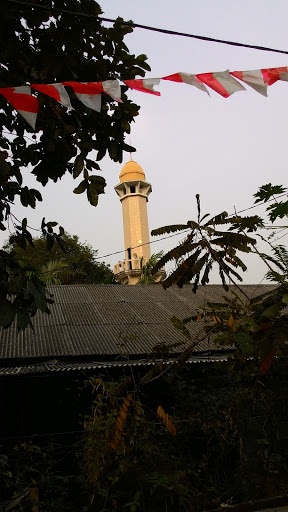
0 284 276 362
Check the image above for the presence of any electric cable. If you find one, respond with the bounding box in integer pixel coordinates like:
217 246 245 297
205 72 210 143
6 0 288 55
4 191 288 278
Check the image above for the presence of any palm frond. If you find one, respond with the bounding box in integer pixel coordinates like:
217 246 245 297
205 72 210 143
151 224 188 236
152 242 200 274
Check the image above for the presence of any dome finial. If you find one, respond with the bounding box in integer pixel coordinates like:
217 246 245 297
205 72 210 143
119 160 146 183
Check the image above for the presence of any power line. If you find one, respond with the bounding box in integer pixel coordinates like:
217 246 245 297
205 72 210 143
231 192 288 216
13 191 287 278
6 0 288 55
5 192 288 277
33 229 191 277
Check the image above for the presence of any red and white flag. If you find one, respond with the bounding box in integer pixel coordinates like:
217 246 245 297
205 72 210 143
196 70 245 98
0 86 38 129
162 72 209 94
124 78 161 95
231 70 268 96
31 83 72 109
62 82 102 111
101 80 122 102
261 66 288 85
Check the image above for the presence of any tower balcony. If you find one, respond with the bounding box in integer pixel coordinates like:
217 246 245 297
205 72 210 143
114 258 166 285
114 257 145 275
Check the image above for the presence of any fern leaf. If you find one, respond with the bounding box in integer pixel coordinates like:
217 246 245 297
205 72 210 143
192 272 201 293
162 248 202 289
201 261 213 285
151 224 188 236
219 269 229 291
187 220 200 229
204 211 228 226
220 261 243 281
152 242 200 274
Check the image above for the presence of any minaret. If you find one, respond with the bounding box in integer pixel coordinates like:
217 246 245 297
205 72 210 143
114 160 152 285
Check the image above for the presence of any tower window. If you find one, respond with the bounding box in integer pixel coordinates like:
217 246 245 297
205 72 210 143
130 185 136 193
127 248 132 269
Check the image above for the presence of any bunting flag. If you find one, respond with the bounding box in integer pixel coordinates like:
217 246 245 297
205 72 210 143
262 66 288 85
162 72 209 94
230 67 288 96
0 86 38 129
124 78 161 95
230 70 268 97
31 83 72 109
62 82 103 112
196 70 246 97
1 66 288 129
101 80 122 102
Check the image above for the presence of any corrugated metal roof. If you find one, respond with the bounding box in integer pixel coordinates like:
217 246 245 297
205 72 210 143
0 284 276 363
0 354 231 376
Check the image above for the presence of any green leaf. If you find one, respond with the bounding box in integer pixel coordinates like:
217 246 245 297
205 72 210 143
46 234 54 251
254 183 287 203
56 236 67 252
87 182 99 206
122 143 136 153
85 159 100 171
26 280 47 312
20 187 29 207
73 155 84 178
162 248 202 289
88 175 106 193
96 147 107 161
136 53 149 62
151 224 188 237
0 300 16 328
152 242 200 274
137 60 151 72
266 201 288 222
262 303 281 319
108 140 119 160
17 311 32 331
73 180 87 194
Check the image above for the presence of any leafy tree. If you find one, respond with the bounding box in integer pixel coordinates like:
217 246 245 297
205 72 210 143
0 0 150 328
151 184 288 375
4 233 115 284
138 251 164 285
151 194 263 293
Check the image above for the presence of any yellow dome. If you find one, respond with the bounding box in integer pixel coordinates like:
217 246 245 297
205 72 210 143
119 160 145 183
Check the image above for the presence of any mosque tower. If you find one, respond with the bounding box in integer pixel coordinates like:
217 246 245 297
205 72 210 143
114 160 164 285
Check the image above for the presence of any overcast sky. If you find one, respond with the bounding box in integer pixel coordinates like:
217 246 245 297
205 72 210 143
2 0 288 284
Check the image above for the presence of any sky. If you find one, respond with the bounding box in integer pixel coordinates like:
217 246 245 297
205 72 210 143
2 0 288 284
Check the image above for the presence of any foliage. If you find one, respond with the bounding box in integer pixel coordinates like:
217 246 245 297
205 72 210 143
4 232 115 285
254 183 288 222
81 367 288 511
0 0 149 328
151 195 262 292
0 439 80 512
151 185 288 376
138 251 164 284
2 366 288 511
0 247 54 330
2 184 288 510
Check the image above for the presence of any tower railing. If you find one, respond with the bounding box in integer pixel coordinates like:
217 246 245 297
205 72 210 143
114 257 148 275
